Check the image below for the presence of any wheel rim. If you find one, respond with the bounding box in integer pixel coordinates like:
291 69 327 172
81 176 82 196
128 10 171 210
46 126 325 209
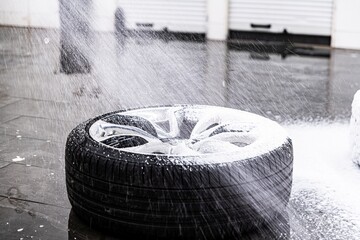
89 106 288 159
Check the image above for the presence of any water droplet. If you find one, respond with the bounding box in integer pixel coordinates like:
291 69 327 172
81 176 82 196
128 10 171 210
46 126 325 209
44 38 50 44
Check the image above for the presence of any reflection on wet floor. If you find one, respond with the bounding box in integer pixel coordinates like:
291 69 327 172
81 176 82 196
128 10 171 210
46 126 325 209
1 28 359 123
1 27 360 239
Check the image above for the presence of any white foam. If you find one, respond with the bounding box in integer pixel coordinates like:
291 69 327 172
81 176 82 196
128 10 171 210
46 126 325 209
286 123 360 228
121 106 289 164
351 90 360 165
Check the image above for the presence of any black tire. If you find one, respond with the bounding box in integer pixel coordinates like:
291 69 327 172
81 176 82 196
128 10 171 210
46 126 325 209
65 105 293 240
68 208 290 240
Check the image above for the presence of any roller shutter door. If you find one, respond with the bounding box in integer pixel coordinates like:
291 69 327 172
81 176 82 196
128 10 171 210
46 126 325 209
229 0 333 36
118 0 207 33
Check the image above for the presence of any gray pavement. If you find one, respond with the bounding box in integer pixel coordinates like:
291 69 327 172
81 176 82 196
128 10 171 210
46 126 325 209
1 26 360 239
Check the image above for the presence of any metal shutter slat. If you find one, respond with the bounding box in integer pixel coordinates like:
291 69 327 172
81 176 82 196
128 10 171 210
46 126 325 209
118 0 206 33
229 0 333 36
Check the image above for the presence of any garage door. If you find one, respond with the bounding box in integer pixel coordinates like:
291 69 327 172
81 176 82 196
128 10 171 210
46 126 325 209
229 0 333 36
118 0 207 33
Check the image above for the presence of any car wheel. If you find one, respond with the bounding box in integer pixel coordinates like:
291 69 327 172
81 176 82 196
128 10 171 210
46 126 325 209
65 105 293 240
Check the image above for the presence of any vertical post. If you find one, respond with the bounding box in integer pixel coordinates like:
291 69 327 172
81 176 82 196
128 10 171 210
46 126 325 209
332 0 360 50
207 0 229 41
59 0 93 74
351 90 360 165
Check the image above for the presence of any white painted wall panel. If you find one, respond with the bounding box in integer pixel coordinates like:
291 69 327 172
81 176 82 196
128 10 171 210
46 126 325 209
229 0 333 36
117 0 207 33
0 0 59 28
0 11 29 26
0 0 117 31
0 0 29 26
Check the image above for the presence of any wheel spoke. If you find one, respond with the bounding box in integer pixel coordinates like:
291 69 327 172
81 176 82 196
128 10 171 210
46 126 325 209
191 119 256 140
91 120 161 143
192 130 257 153
167 107 181 137
192 139 242 154
205 131 257 146
190 123 222 141
123 142 172 155
190 114 221 140
122 107 183 138
144 108 181 139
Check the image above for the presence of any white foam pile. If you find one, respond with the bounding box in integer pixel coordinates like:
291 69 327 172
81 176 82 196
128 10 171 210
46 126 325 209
351 90 360 165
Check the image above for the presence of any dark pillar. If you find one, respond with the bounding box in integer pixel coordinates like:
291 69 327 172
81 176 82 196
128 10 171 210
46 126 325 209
59 0 93 74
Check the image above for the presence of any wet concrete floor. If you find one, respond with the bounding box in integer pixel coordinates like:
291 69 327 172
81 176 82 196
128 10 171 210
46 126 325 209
1 27 360 239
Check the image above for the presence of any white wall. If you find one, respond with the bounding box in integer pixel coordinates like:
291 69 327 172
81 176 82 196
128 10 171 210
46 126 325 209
0 0 117 31
1 0 360 49
0 0 31 27
351 90 360 165
0 0 59 28
332 0 360 50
